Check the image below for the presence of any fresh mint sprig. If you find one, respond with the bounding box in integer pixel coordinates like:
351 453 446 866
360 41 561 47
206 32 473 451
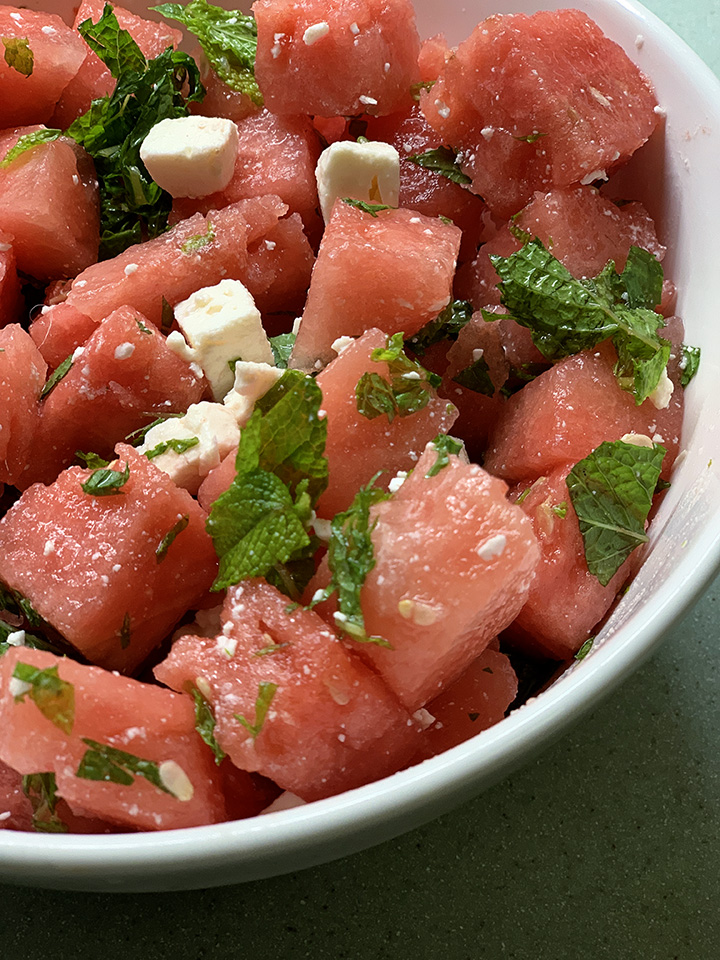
356 332 442 423
408 146 471 186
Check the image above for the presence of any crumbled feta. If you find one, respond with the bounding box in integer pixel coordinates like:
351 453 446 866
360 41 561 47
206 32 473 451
648 366 674 410
223 360 283 426
114 341 135 360
331 335 356 355
139 116 239 199
580 168 608 184
8 677 32 698
5 630 25 647
315 140 400 221
303 21 329 45
388 470 408 493
476 534 507 560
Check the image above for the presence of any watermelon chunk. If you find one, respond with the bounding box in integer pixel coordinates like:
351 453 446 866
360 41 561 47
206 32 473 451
0 648 225 831
190 62 260 125
315 328 458 518
0 325 47 487
292 202 461 370
243 213 315 314
0 445 218 673
421 9 659 217
0 760 33 831
254 0 421 117
154 579 421 802
0 7 87 127
0 229 22 327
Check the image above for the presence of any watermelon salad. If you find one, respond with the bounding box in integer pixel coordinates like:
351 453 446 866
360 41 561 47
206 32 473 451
0 0 699 835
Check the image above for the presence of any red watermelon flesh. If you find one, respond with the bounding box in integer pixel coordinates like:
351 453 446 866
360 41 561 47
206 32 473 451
506 466 633 660
0 648 226 831
420 10 659 218
197 445 238 513
0 444 218 673
417 33 450 82
421 646 518 757
51 0 184 129
0 126 100 282
462 186 666 310
484 342 683 484
30 196 287 369
315 328 458 518
0 759 33 831
292 202 461 370
171 110 322 239
244 213 315 315
313 444 539 711
18 305 206 489
0 229 22 327
366 105 490 262
0 7 87 128
253 0 420 118
190 60 260 124
0 325 46 487
154 579 421 802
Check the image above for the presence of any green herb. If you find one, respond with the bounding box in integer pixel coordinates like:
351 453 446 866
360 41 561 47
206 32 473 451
136 318 153 335
126 412 183 445
206 370 328 594
119 612 131 650
40 354 73 400
190 684 225 764
153 0 262 105
552 501 568 519
180 219 215 254
76 738 173 794
0 128 61 168
65 5 204 258
161 296 174 334
234 681 277 738
410 79 435 101
513 131 547 143
145 436 199 459
12 663 75 734
254 641 290 656
574 637 595 661
407 146 471 186
356 332 442 423
309 476 391 646
680 344 701 387
516 486 532 506
499 361 547 398
406 299 473 356
0 620 57 658
80 461 130 497
75 451 111 470
22 773 67 833
356 135 369 144
426 434 463 478
2 36 33 76
270 332 296 369
341 197 393 217
566 440 666 586
490 239 670 405
156 514 189 563
0 587 46 630
452 355 495 396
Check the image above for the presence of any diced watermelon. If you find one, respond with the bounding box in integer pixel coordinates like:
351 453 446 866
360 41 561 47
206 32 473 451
253 0 420 117
506 466 633 660
0 7 87 127
0 648 226 831
0 325 47 487
312 443 539 711
292 202 461 370
18 305 206 489
197 445 238 513
0 759 33 831
0 445 218 673
315 328 458 517
154 579 421 802
0 229 22 327
0 126 100 282
484 342 683 483
417 33 449 82
51 0 184 129
420 10 659 218
190 61 260 125
243 213 315 314
30 196 288 369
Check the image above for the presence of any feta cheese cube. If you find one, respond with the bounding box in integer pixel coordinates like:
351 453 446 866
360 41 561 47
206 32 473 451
315 140 400 221
223 361 284 426
648 366 674 410
139 116 239 199
174 280 273 400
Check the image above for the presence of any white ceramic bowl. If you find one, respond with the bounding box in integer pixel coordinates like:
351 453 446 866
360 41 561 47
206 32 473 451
3 0 720 892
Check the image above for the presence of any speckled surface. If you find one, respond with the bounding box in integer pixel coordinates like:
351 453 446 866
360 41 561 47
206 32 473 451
1 2 719 957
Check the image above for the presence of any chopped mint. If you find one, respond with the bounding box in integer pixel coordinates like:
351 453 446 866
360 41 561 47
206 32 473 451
145 437 199 459
22 773 67 834
153 0 263 105
254 641 290 656
190 684 225 764
40 355 73 400
156 514 190 563
513 131 547 143
356 332 442 423
452 355 495 396
0 620 57 658
679 344 701 387
406 299 473 356
76 738 173 795
341 198 393 217
499 361 547 398
76 451 111 470
426 434 463 478
408 146 471 186
136 319 153 335
0 128 61 168
234 681 277 739
410 80 435 101
12 663 75 735
574 636 595 661
180 219 216 255
566 440 666 586
119 612 131 650
80 461 130 497
2 37 33 76
270 332 296 369
0 587 46 630
161 296 174 334
552 501 568 519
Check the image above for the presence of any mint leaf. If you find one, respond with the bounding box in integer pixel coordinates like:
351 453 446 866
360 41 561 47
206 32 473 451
81 461 130 497
126 413 183 445
22 773 67 834
76 738 173 795
0 128 61 168
356 332 442 423
12 663 75 734
156 514 189 563
270 332 295 369
2 36 33 76
342 198 393 217
145 437 199 459
452 355 495 396
566 440 666 586
0 621 57 658
680 344 701 387
190 684 225 764
78 6 146 78
574 636 594 661
309 476 392 646
76 451 111 469
180 219 215 254
234 681 277 738
499 361 547 398
620 245 663 309
408 146 471 186
513 131 547 144
40 354 73 400
254 641 290 656
406 299 473 356
425 434 463 478
153 0 262 105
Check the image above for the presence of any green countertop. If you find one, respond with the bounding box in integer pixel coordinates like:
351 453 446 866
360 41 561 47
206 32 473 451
2 3 719 957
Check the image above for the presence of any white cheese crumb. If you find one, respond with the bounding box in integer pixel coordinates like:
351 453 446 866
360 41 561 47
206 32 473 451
312 517 332 542
6 630 25 647
359 94 378 107
8 677 32 698
388 470 408 494
331 335 356 355
0 811 11 821
124 263 139 276
349 22 360 35
580 169 608 184
43 539 56 556
648 366 674 410
435 99 451 119
114 342 135 360
477 534 507 560
480 126 494 141
303 21 329 45
412 708 435 730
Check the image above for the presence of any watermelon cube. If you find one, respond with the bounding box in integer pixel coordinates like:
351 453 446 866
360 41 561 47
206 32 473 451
0 759 33 831
0 229 22 328
254 0 420 117
154 579 421 801
0 325 47 488
0 648 226 831
0 444 218 673
243 213 315 314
